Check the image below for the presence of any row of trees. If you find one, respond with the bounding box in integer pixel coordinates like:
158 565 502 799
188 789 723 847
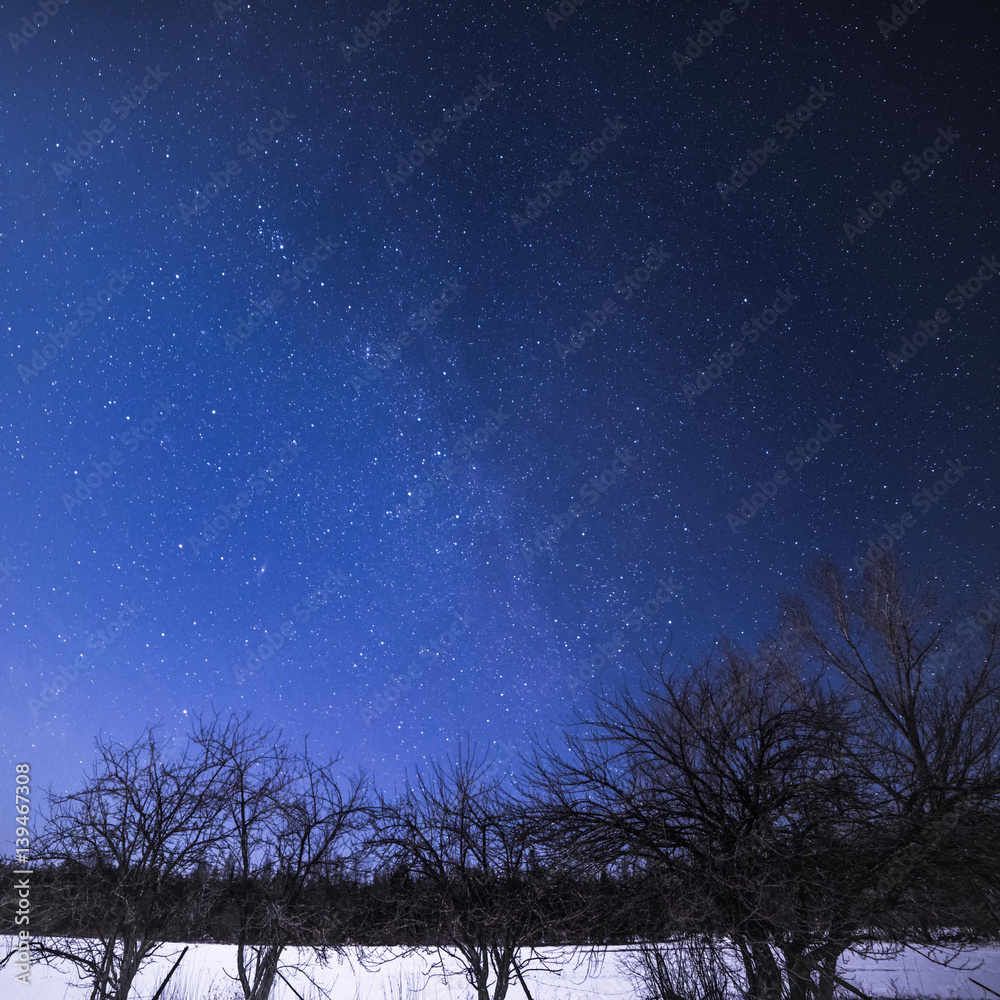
4 552 1000 1000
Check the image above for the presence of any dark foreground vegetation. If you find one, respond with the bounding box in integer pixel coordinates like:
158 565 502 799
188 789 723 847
3 553 1000 1000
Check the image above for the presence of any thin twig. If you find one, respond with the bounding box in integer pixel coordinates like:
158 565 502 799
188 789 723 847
149 946 189 1000
830 971 875 1000
970 978 1000 999
277 966 311 1000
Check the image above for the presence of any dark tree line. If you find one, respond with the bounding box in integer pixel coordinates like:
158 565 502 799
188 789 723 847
3 552 1000 1000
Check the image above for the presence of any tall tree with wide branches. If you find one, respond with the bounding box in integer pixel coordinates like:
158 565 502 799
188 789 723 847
781 551 1000 945
191 712 369 1000
27 723 228 1000
530 644 869 1000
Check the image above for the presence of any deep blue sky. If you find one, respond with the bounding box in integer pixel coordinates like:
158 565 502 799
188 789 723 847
2 0 999 801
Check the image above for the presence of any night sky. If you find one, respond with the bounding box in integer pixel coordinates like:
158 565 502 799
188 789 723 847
2 0 999 799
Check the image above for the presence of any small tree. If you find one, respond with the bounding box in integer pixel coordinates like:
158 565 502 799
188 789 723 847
29 724 227 1000
370 741 559 1000
193 713 369 1000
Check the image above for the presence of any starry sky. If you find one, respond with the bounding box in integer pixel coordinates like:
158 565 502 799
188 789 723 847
2 0 999 800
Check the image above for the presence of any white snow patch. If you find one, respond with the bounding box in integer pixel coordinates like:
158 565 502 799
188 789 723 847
3 939 999 1000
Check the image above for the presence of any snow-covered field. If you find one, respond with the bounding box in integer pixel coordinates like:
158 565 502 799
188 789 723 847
4 939 1000 999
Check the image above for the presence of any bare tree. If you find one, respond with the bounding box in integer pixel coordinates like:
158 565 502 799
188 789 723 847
28 723 228 1000
192 712 369 1000
622 936 744 1000
370 741 559 1000
781 551 1000 946
530 646 865 1000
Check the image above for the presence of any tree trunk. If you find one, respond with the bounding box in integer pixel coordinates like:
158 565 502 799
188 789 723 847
782 944 814 1000
817 949 839 1000
117 932 144 1000
492 962 510 1000
249 945 283 1000
749 942 783 1000
91 935 116 1000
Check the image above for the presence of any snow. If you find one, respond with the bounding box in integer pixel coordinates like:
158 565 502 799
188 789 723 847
3 939 1000 1000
